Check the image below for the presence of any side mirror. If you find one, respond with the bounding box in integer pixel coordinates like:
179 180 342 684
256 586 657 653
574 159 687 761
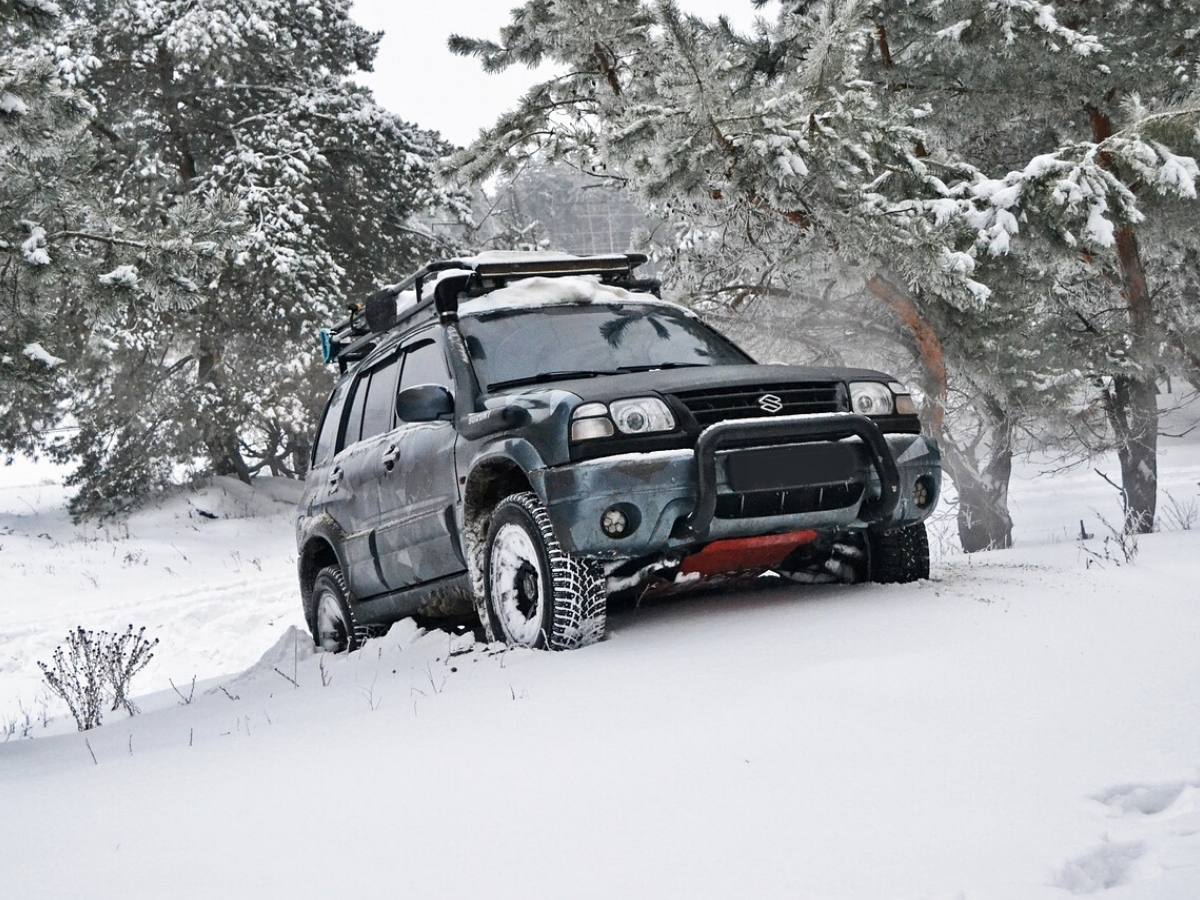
396 384 454 422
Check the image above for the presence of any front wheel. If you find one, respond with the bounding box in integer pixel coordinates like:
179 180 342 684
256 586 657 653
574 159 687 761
868 522 930 584
483 492 606 650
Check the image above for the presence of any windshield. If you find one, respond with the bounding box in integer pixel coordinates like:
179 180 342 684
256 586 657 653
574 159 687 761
458 302 752 392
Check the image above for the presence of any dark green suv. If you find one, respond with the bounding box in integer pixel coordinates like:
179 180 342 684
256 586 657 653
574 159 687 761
296 253 941 652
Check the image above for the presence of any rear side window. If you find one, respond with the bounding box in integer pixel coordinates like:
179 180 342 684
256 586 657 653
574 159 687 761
360 357 400 440
312 379 350 468
342 374 370 449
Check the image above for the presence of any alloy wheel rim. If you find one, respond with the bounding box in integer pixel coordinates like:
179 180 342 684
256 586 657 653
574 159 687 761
490 522 545 646
316 590 349 652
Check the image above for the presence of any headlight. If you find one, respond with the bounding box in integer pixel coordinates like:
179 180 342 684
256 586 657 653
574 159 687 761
570 397 675 441
849 382 895 416
610 397 675 434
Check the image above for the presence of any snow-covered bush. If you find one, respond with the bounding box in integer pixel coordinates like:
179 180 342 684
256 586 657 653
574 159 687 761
38 625 158 730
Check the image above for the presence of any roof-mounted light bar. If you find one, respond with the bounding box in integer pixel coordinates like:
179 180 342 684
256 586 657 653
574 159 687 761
472 253 645 281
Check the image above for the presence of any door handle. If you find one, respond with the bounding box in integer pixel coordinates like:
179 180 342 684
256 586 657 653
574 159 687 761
382 446 400 472
328 467 343 493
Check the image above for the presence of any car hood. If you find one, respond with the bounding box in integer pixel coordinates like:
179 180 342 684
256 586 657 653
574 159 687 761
489 363 895 405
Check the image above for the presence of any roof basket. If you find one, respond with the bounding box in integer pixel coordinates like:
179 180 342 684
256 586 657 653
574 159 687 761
319 252 654 371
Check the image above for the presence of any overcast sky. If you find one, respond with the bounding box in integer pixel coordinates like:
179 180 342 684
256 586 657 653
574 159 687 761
350 1 761 147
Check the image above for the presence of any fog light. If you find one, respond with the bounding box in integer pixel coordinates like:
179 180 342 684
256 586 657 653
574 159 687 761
913 475 936 509
601 508 629 537
601 505 639 538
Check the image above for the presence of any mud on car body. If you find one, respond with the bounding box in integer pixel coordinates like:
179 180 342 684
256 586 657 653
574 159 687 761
296 252 942 652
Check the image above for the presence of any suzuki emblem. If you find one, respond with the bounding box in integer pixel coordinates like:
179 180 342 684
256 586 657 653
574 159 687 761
758 393 784 414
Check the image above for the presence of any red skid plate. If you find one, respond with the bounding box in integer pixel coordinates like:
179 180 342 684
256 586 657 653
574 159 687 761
679 530 819 579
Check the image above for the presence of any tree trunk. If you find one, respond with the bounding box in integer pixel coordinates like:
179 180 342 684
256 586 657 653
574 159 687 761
204 427 253 484
291 432 312 479
865 275 1016 551
156 43 197 185
1091 107 1159 534
940 395 1015 552
159 43 250 483
1104 373 1158 533
196 345 253 485
955 478 1014 552
865 274 948 436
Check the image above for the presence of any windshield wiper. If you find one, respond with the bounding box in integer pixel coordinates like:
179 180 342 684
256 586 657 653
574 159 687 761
487 370 616 391
616 362 709 373
488 363 709 391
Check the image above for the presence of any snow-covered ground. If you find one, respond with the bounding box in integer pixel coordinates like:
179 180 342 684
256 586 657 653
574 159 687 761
3 403 1200 899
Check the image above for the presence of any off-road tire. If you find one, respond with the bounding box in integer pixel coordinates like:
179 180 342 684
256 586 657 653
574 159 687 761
310 565 372 653
483 492 606 650
868 522 930 584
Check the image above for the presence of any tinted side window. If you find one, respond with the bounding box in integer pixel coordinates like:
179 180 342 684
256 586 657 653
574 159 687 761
398 338 450 393
312 379 350 468
340 372 370 451
361 354 401 441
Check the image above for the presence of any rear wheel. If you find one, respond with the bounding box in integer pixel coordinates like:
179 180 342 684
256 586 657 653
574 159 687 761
311 565 367 653
868 522 930 583
483 492 605 650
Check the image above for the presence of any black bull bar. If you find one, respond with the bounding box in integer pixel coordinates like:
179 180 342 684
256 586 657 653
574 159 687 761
673 412 902 541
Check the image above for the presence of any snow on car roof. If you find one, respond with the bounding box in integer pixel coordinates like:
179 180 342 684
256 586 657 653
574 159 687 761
387 271 687 323
458 274 684 317
380 251 683 324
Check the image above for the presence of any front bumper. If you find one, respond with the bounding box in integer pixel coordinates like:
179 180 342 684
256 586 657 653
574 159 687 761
529 413 941 559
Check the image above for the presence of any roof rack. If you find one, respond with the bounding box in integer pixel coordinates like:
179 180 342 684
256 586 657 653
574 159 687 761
319 253 654 371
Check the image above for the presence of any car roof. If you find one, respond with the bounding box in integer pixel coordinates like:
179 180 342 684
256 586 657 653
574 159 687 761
324 251 664 370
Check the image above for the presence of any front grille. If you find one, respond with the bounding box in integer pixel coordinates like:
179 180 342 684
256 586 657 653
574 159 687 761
715 483 865 519
673 382 844 428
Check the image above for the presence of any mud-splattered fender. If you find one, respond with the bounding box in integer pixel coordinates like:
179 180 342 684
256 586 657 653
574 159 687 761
459 388 584 504
295 512 350 571
294 512 352 627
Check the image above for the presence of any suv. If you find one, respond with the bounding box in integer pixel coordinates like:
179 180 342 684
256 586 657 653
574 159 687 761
296 252 941 652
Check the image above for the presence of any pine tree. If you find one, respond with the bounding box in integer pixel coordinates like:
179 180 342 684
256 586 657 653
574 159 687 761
451 0 1200 545
1 0 103 453
448 0 1020 548
3 0 233 470
871 0 1200 534
30 0 465 515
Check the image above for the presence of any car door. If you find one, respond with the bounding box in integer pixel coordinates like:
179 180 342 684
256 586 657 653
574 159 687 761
374 333 464 591
325 348 403 600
